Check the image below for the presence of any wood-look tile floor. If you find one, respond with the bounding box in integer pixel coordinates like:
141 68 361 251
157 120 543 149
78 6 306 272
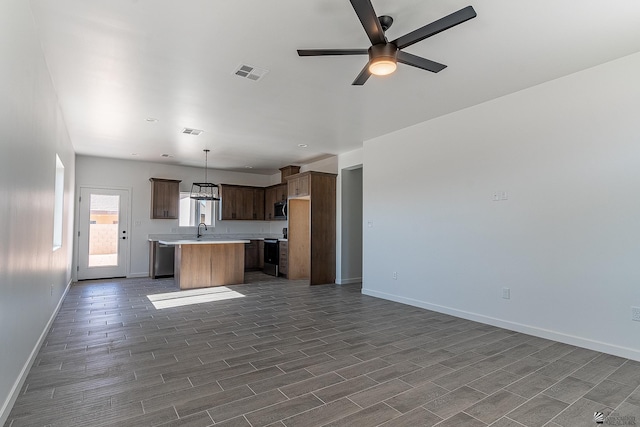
5 273 640 427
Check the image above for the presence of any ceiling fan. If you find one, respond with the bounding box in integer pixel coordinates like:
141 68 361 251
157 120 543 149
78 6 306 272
297 0 477 85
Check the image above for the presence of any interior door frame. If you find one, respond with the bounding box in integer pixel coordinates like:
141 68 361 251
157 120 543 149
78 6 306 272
75 186 132 281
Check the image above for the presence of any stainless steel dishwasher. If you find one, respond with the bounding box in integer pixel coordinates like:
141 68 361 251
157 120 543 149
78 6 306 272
263 239 279 277
150 241 175 278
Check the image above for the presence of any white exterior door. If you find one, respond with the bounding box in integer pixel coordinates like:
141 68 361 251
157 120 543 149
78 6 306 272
77 187 129 280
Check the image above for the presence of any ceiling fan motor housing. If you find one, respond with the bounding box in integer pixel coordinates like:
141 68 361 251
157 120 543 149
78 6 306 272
369 43 397 62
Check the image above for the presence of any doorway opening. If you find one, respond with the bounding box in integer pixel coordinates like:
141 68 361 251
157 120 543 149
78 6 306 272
340 166 363 284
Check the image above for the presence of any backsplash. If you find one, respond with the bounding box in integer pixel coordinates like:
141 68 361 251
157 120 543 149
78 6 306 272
149 221 285 241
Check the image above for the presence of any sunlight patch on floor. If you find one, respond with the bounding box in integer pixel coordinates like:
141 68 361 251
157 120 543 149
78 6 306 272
147 286 245 309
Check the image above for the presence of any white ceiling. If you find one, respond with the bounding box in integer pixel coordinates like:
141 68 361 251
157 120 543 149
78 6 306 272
30 0 640 174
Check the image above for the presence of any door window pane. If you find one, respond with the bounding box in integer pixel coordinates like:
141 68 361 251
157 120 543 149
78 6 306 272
88 194 119 267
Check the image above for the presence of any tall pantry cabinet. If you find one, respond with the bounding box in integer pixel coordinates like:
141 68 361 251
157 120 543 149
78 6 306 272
285 171 336 286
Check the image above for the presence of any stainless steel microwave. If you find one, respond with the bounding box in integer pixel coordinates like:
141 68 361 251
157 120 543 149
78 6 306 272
274 201 287 220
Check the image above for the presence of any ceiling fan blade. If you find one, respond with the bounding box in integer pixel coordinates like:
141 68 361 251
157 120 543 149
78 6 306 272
352 63 372 85
397 51 447 73
297 49 368 56
392 6 476 50
349 0 386 45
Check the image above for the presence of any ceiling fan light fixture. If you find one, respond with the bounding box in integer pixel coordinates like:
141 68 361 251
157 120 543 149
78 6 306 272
368 44 398 76
296 3 476 85
369 58 397 76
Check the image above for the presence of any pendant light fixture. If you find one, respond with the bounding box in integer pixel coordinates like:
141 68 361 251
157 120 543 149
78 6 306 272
190 149 220 201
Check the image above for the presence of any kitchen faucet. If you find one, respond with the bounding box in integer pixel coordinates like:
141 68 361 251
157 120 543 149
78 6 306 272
197 222 207 238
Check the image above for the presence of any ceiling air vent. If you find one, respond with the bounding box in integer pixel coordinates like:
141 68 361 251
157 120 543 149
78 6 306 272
234 64 269 82
182 128 203 136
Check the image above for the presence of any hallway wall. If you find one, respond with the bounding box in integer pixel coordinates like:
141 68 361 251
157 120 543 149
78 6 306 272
0 0 76 422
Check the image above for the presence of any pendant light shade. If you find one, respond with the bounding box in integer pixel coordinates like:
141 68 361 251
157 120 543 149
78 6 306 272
190 149 220 201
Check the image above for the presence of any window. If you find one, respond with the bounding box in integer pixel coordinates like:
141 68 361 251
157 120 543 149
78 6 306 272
53 155 64 250
179 192 216 227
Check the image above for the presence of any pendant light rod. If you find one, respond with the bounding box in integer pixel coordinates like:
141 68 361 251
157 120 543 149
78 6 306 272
203 149 210 183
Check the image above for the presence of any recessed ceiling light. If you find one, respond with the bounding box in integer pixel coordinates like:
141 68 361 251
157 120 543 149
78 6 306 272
298 144 308 148
145 117 159 122
131 153 138 156
244 166 253 169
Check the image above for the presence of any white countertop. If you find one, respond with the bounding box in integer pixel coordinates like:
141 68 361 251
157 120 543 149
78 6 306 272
158 239 250 245
149 234 283 242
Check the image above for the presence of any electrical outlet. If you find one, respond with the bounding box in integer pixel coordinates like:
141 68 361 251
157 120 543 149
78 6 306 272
50 284 54 296
632 306 640 322
392 271 397 280
502 287 510 299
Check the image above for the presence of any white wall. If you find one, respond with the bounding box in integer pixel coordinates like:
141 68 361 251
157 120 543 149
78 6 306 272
300 156 338 174
0 0 76 422
363 52 640 361
75 156 285 277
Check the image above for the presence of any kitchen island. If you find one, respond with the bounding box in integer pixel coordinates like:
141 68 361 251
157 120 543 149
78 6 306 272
158 239 249 289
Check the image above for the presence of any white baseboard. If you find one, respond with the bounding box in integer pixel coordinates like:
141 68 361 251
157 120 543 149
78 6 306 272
362 288 640 362
0 280 72 425
336 277 362 285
